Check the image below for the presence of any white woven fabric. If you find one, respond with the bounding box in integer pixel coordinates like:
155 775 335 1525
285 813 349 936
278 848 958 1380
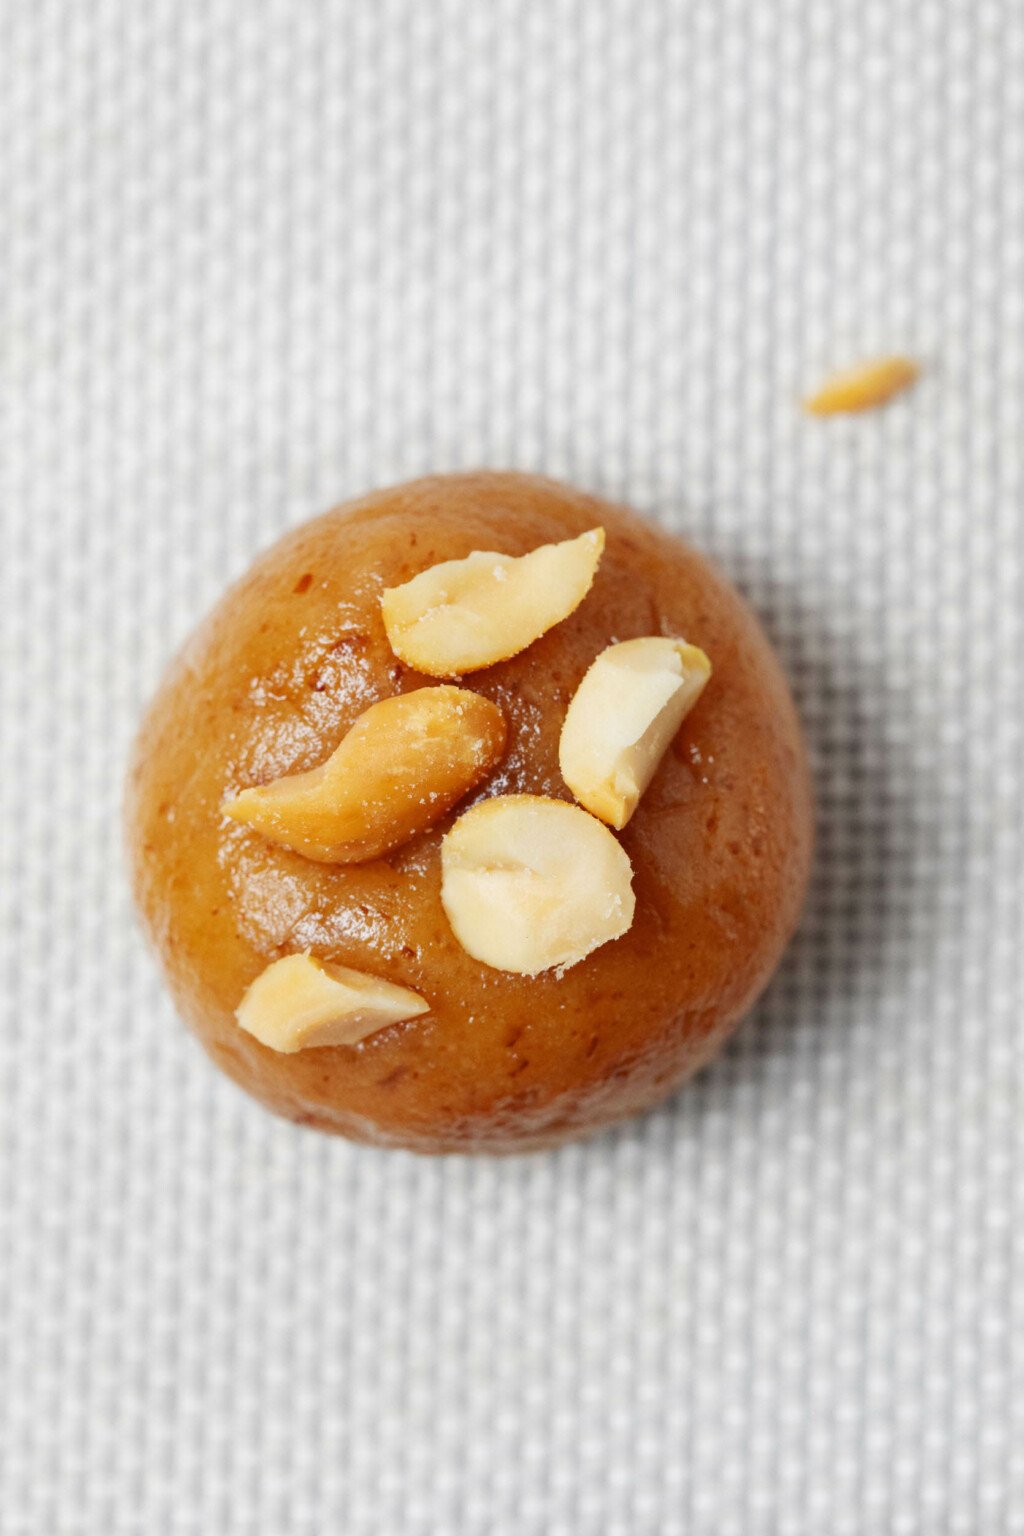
2 2 1022 1531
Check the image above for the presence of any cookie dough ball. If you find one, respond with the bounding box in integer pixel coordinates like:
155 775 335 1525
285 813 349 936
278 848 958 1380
126 473 813 1152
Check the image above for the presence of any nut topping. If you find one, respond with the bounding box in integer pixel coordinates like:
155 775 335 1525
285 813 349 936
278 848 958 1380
440 794 635 975
380 528 605 676
224 686 506 862
235 952 429 1052
559 637 711 828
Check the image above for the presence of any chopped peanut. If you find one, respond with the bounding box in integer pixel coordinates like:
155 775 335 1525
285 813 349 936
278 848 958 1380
441 794 635 975
224 686 506 862
559 637 711 828
380 528 605 676
805 356 919 415
235 952 429 1052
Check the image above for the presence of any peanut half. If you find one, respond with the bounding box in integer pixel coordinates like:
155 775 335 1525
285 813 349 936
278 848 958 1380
380 528 605 677
440 794 635 975
236 952 429 1052
559 637 711 828
224 685 506 863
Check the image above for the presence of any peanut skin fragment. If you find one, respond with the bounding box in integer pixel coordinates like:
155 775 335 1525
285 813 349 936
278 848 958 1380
223 685 506 863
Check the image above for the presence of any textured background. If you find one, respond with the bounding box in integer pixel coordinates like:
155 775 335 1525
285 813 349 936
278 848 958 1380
1 2 1022 1532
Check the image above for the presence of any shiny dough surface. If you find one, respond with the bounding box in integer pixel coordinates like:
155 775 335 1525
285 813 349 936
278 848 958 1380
126 473 813 1152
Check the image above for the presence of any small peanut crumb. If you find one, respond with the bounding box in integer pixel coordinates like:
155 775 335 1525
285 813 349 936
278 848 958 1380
804 356 919 415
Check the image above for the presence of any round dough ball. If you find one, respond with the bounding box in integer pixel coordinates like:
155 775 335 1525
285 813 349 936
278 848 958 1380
126 473 813 1152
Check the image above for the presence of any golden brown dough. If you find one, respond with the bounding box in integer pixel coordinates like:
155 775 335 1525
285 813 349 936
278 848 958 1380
125 473 813 1152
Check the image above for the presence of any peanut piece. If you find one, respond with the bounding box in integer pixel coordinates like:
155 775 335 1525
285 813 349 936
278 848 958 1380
440 794 635 975
380 528 605 676
559 637 711 828
236 952 429 1052
224 686 506 863
805 356 919 414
